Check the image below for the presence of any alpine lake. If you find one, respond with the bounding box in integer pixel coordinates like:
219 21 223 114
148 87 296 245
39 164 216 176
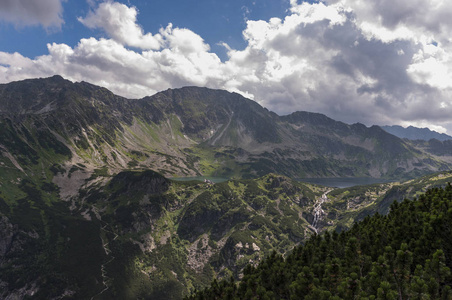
170 176 393 188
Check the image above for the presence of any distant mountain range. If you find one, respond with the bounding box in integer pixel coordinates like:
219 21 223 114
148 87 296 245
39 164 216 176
381 125 452 141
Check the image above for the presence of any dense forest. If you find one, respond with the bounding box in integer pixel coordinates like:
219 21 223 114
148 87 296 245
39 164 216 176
187 185 452 299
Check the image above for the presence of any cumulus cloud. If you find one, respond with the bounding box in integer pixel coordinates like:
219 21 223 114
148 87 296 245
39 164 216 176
78 2 162 50
0 0 64 28
326 0 452 42
1 0 452 133
0 24 225 99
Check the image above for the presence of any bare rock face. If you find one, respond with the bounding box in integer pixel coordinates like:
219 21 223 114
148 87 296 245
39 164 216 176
187 234 214 273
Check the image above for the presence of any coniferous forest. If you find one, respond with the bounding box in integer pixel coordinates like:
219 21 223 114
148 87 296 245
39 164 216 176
187 185 452 299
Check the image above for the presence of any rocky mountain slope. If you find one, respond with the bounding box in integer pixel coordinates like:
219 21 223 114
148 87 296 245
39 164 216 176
316 171 452 233
0 170 325 299
2 165 451 299
0 76 450 184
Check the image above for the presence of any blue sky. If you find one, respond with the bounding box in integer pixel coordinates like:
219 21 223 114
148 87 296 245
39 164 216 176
1 0 292 61
1 0 452 134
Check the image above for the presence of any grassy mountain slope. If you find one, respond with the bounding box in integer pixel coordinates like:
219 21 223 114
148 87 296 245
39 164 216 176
2 168 452 299
0 76 449 182
187 183 452 300
319 171 452 233
0 171 328 298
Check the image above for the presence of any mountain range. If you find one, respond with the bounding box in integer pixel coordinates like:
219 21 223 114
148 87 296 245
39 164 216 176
1 75 451 183
381 125 452 141
1 76 452 298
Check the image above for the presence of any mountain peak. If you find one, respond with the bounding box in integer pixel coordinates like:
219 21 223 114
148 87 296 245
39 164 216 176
48 74 66 81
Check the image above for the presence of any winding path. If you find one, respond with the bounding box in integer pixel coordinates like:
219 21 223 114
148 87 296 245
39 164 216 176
90 209 119 300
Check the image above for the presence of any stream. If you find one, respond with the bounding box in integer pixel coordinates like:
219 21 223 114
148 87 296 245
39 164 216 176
311 191 331 234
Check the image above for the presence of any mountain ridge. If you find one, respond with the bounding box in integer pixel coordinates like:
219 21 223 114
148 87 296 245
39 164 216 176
0 75 450 182
381 125 452 141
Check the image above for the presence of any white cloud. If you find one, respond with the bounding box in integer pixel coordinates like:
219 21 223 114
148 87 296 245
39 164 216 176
0 0 64 28
290 1 348 26
326 0 452 43
0 24 226 99
2 0 452 134
78 1 162 50
407 44 452 90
